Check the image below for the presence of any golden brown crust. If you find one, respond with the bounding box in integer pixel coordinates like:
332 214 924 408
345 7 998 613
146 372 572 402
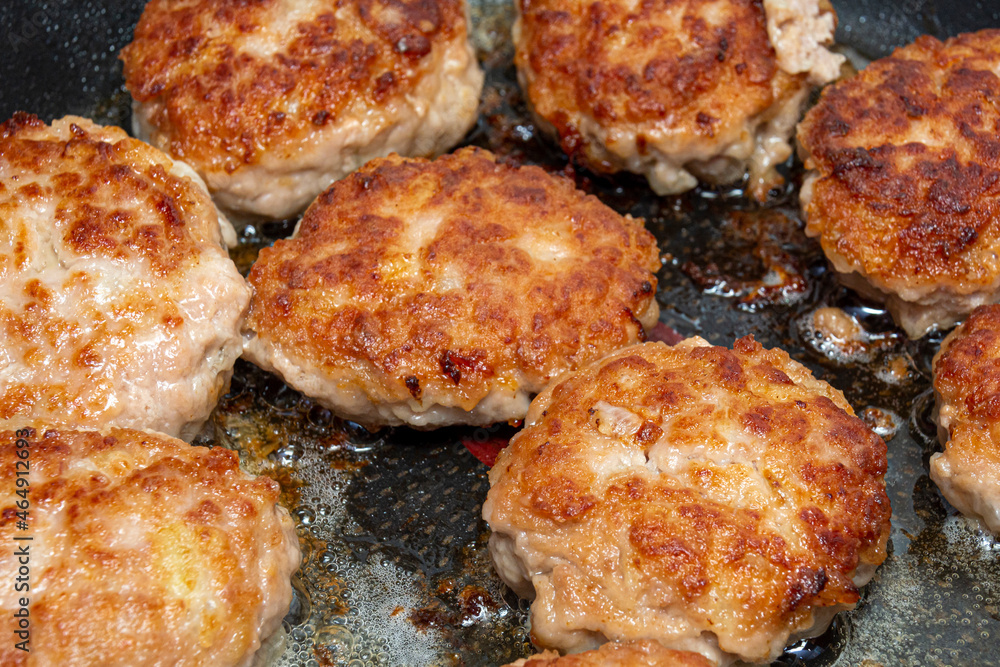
515 0 814 195
245 147 660 427
121 0 468 172
503 641 714 667
519 0 784 149
485 337 890 662
0 114 249 439
931 305 1000 531
935 306 1000 427
0 113 223 275
798 30 1000 296
0 426 299 667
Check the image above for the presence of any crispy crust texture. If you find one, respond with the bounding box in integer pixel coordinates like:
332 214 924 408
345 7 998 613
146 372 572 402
121 0 483 218
0 114 248 440
484 337 890 663
797 30 1000 337
0 426 300 667
932 305 1000 532
514 0 840 198
503 641 714 667
244 147 661 429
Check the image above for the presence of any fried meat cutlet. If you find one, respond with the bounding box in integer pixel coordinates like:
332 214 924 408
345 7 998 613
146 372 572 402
503 640 714 667
0 426 299 667
932 304 1000 532
243 147 661 429
514 0 843 199
484 337 891 664
798 29 1000 338
122 0 484 220
0 114 249 440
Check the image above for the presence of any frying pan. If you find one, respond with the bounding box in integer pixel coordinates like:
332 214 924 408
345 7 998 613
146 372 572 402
3 1 1000 665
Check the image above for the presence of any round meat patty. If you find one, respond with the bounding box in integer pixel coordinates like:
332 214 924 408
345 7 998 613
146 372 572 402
514 0 843 199
483 336 891 664
797 29 1000 339
0 114 249 441
503 641 714 667
121 0 484 220
932 304 1000 533
244 147 661 429
0 426 300 667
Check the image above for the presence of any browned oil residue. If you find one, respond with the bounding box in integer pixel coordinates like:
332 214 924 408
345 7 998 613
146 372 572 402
328 457 366 472
410 605 452 631
681 209 817 310
436 577 457 596
459 585 497 622
408 582 501 634
314 643 339 667
272 468 304 507
295 532 351 616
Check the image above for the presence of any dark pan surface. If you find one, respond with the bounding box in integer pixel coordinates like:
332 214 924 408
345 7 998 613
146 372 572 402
3 1 1000 665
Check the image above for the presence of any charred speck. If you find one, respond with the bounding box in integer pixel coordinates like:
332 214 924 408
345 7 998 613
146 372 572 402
405 375 423 399
440 351 462 384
